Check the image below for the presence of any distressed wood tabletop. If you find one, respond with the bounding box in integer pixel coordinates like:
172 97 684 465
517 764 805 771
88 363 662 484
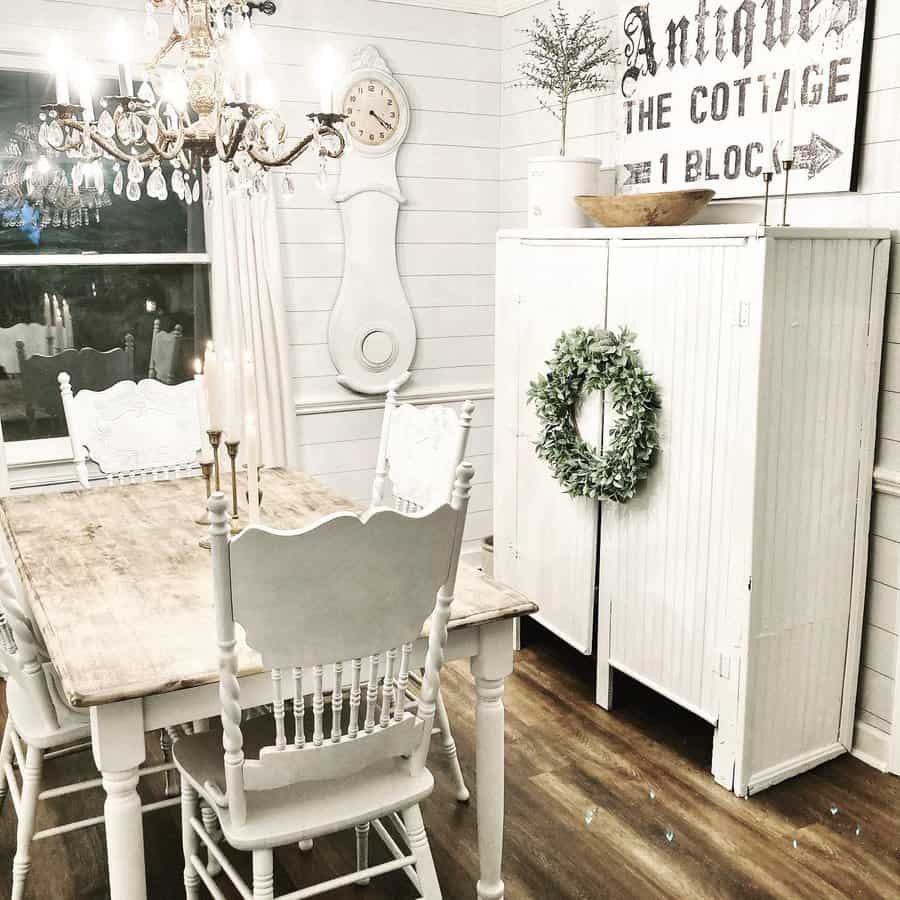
0 469 535 708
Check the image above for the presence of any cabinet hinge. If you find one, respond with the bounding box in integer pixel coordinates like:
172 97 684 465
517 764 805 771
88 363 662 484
715 651 732 680
737 301 751 327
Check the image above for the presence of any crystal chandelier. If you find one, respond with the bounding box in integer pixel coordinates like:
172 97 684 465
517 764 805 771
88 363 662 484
1 123 111 230
38 0 347 204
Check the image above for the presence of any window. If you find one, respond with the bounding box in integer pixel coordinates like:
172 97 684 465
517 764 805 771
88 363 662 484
0 65 211 486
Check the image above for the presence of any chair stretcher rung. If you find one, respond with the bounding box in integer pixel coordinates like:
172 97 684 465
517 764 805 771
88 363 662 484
278 855 418 900
190 816 252 900
40 775 103 800
372 818 421 892
9 731 25 773
35 813 105 840
44 741 92 761
190 854 230 900
4 762 20 814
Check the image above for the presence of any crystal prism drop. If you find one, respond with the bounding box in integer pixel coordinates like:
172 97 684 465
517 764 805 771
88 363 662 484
98 109 115 138
127 157 144 184
147 168 165 198
117 115 133 144
145 117 159 145
138 80 155 105
171 168 185 197
126 180 141 202
48 121 64 147
129 114 143 142
281 175 295 196
94 166 105 195
184 183 193 206
113 168 124 196
38 123 49 147
72 163 84 190
316 167 328 191
192 180 200 203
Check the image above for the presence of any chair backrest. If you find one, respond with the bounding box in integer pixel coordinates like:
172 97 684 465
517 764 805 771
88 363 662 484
0 533 59 734
17 336 134 421
59 375 201 488
371 384 476 512
0 323 46 375
148 319 184 385
207 462 475 827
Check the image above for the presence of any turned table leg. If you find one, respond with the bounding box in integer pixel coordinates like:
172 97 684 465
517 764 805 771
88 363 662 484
471 619 514 900
91 699 148 900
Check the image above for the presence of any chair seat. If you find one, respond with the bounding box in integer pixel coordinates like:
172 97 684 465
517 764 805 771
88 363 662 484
7 665 91 750
173 716 435 851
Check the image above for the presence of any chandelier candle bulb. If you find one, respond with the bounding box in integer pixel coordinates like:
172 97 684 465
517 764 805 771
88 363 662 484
316 47 338 114
78 63 95 122
48 38 70 105
110 20 134 97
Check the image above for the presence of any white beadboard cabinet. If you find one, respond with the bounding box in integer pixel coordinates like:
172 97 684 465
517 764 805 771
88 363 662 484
494 225 891 796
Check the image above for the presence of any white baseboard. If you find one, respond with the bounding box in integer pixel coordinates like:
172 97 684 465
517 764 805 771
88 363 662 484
746 742 846 796
850 720 890 773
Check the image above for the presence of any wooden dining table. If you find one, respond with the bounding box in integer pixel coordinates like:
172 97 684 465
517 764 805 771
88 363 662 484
0 469 536 900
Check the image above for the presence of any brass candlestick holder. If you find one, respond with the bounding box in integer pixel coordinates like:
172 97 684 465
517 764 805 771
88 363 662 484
207 429 223 491
225 440 241 526
762 170 773 226
194 461 214 525
781 159 793 226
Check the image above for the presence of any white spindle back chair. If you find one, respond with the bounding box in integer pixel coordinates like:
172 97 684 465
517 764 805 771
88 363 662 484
371 384 476 802
372 383 476 513
59 374 201 489
174 465 474 900
0 540 181 900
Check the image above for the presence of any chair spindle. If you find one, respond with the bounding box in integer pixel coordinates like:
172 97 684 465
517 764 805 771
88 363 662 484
365 654 380 734
394 643 412 723
331 661 343 743
381 648 397 728
271 669 286 750
348 658 362 738
313 665 325 747
292 666 305 748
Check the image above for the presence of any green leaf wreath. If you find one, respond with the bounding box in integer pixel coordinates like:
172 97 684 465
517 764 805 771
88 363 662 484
527 326 661 503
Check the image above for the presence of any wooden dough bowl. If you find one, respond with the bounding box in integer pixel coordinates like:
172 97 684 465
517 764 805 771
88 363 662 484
576 189 716 227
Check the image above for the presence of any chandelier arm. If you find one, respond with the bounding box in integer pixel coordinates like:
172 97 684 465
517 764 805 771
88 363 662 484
247 126 346 168
215 114 246 164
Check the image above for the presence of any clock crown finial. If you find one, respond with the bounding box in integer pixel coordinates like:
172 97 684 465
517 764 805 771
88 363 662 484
351 44 391 75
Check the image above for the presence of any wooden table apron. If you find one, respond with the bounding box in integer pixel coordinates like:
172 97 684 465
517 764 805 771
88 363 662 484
0 470 533 900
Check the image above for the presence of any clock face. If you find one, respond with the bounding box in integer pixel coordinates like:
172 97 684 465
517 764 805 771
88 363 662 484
343 78 401 148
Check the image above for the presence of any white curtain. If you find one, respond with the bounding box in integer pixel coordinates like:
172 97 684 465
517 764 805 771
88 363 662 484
205 161 296 468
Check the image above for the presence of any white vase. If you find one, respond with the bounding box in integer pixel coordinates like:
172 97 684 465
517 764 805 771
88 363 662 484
527 156 616 229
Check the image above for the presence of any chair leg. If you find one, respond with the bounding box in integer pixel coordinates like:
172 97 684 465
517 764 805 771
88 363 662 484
181 781 201 900
434 689 469 802
201 802 223 876
160 729 179 798
0 719 14 811
402 804 441 900
11 744 43 900
355 822 371 885
252 848 275 900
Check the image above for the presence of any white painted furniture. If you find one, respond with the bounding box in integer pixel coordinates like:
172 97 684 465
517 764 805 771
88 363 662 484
0 324 46 376
59 375 201 488
148 319 184 385
0 536 180 900
371 382 476 802
494 225 891 796
329 45 416 394
176 468 472 899
0 470 533 900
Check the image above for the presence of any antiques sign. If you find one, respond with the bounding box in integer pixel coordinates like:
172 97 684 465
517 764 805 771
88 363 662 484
617 1 869 198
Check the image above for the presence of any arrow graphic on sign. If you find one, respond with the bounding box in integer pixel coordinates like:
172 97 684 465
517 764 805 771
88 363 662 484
623 161 652 186
793 133 843 179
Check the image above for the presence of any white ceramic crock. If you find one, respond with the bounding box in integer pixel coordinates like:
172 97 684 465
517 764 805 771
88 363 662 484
527 156 616 228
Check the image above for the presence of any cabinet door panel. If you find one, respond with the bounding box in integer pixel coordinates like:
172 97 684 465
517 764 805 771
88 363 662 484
600 239 758 719
513 239 609 654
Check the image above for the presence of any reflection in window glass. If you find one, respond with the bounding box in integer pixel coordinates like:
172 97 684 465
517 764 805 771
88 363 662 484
0 265 211 442
0 69 205 254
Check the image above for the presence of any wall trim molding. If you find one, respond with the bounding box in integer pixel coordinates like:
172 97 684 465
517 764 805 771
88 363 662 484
295 383 494 416
874 466 900 497
373 0 543 16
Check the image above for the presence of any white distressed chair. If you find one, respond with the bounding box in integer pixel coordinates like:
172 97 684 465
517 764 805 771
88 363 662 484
148 319 185 385
371 383 475 802
174 465 474 900
59 374 202 490
58 373 203 794
0 538 181 900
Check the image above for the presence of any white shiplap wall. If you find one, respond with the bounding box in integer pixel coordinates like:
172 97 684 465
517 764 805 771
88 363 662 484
14 0 502 543
500 1 900 771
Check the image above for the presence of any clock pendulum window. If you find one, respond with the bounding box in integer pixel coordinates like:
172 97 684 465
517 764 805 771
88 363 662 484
327 45 416 395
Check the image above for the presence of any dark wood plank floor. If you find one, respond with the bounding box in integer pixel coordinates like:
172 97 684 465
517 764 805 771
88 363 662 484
0 628 898 899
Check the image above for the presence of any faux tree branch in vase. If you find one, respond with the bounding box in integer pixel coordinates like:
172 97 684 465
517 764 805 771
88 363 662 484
515 2 618 228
